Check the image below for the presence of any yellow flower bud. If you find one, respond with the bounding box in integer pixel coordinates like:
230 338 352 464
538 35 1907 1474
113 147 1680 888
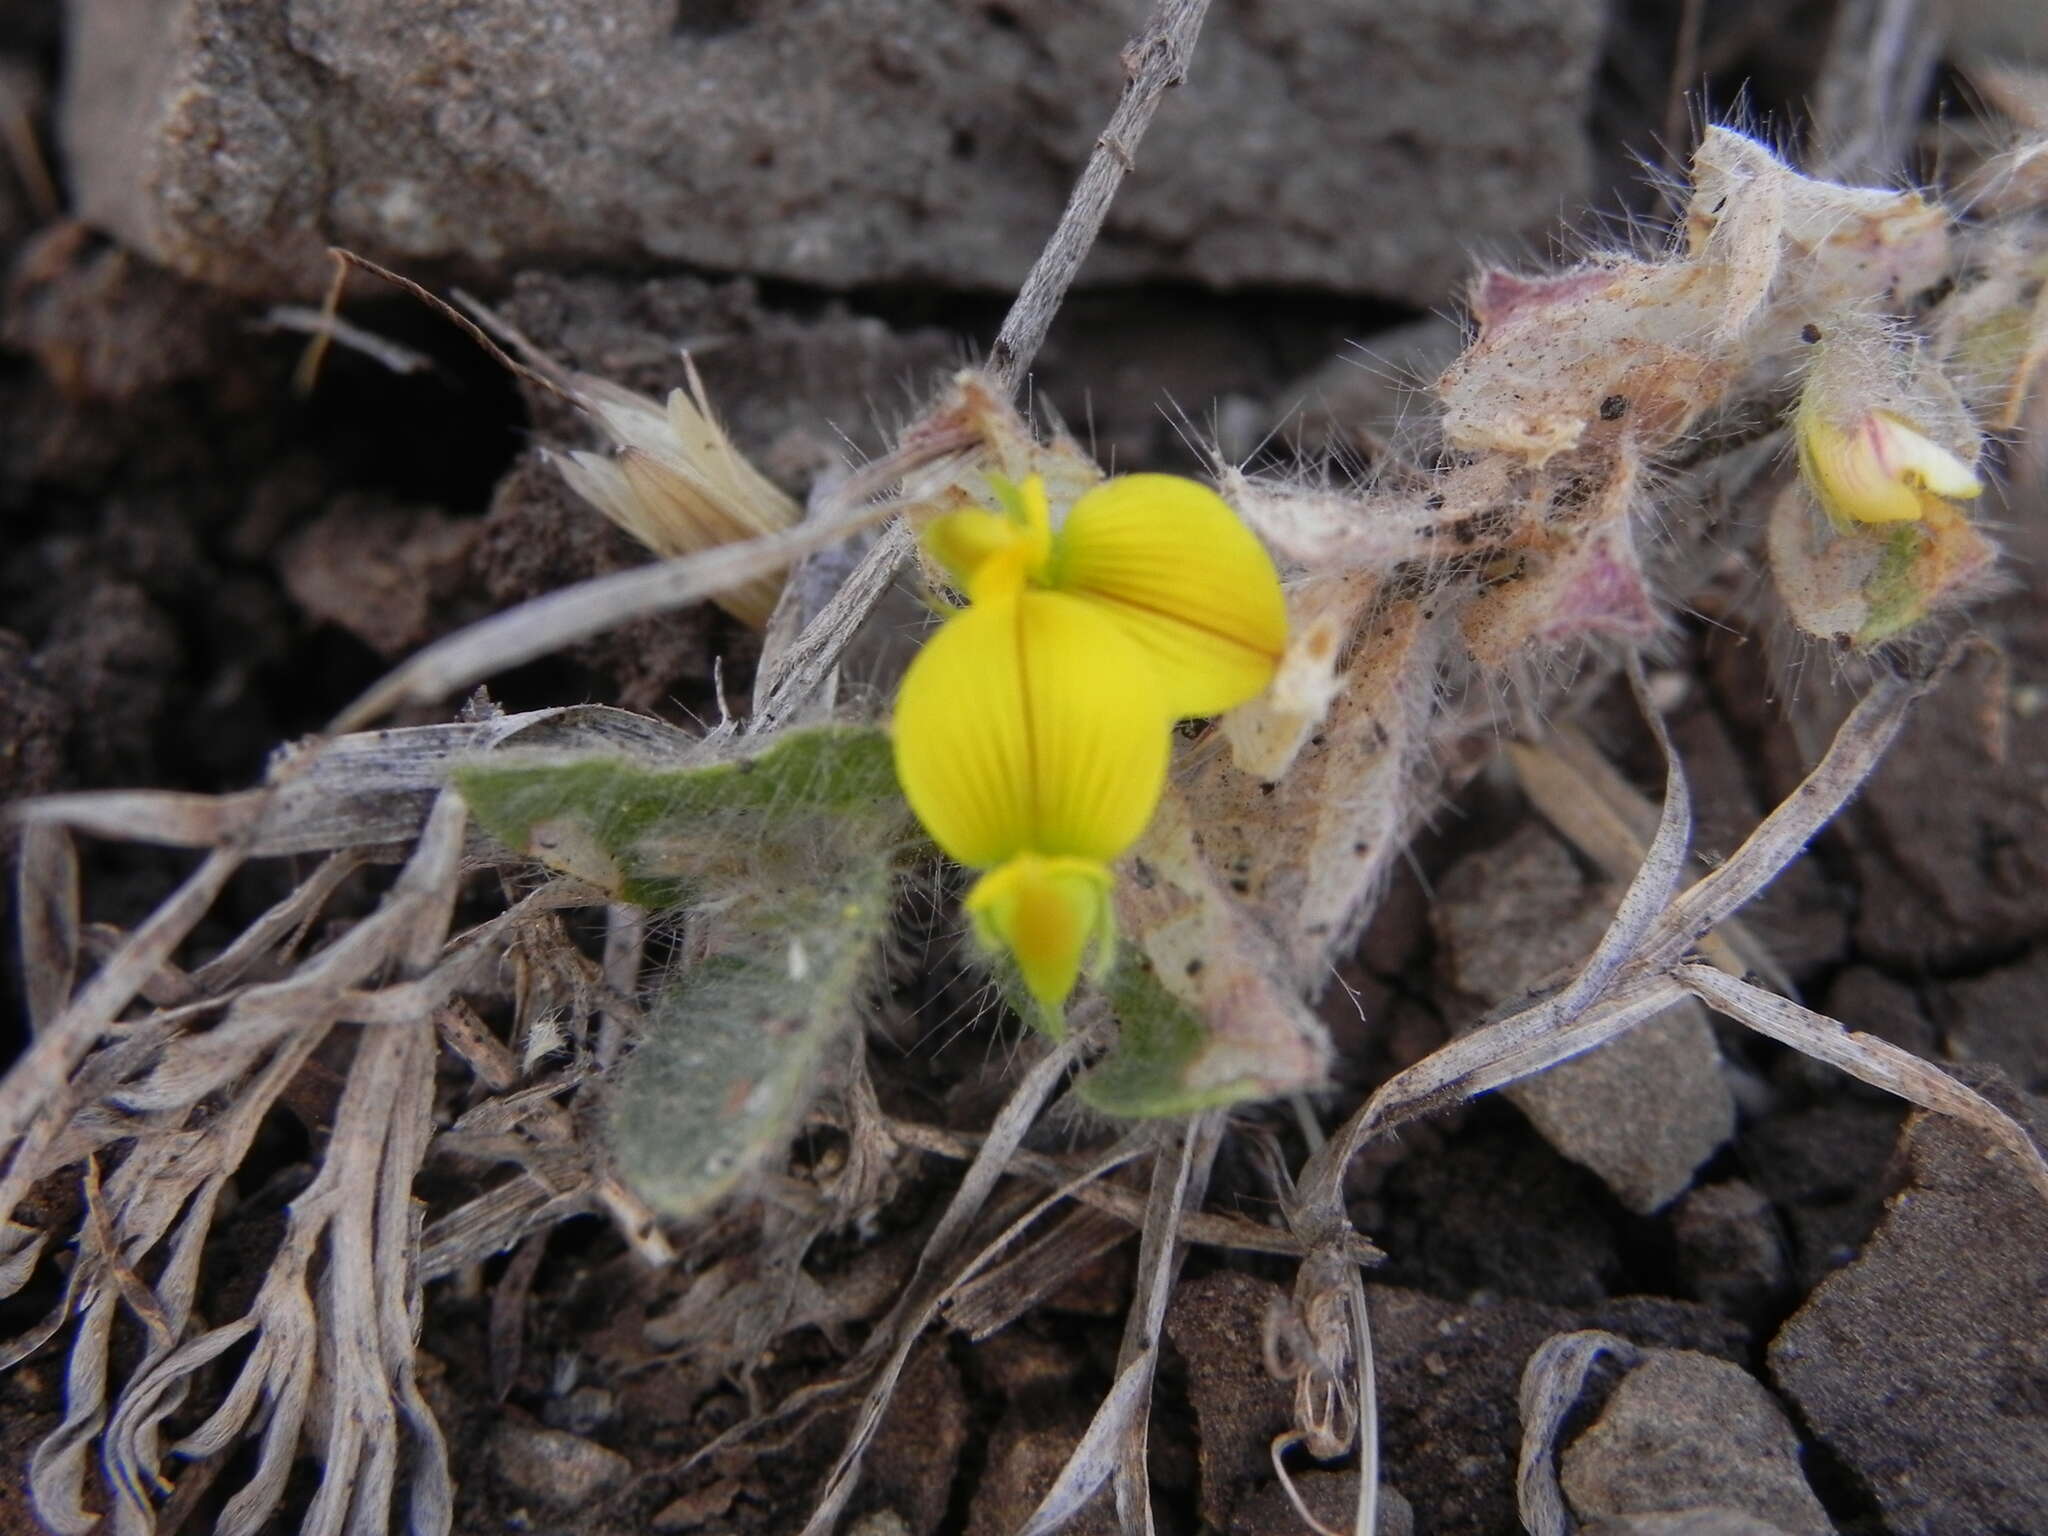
923 476 1054 603
891 589 1170 1014
1796 404 1984 528
924 473 1289 718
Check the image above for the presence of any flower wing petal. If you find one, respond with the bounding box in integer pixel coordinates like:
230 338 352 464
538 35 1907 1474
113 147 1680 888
892 600 1034 869
1051 474 1288 717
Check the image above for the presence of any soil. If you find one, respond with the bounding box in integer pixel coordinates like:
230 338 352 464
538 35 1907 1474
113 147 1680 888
4 4 2048 1536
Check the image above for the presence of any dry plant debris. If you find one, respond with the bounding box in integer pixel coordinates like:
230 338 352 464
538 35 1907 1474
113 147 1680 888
6 7 2048 1534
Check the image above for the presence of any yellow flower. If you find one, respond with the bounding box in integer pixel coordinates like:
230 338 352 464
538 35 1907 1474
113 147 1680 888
892 589 1170 1017
924 474 1289 718
1795 404 1983 529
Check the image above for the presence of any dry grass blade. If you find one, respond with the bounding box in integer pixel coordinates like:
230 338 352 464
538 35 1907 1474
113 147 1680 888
887 1118 1374 1264
1302 662 1694 1209
328 493 901 731
1508 726 1780 991
1304 651 1963 1217
1256 650 2038 1536
985 0 1214 390
1345 1278 1378 1536
1015 1114 1219 1536
1677 964 2048 1199
13 790 264 850
15 704 693 857
796 1033 1099 1536
186 849 370 996
1516 1330 1643 1536
15 821 79 1034
147 1020 443 1536
15 793 469 1534
941 1205 1132 1340
324 422 968 736
751 520 915 733
1113 1114 1220 1533
799 1134 1148 1536
261 303 435 376
1643 667 1924 965
0 845 245 1208
1345 975 1692 1153
1812 0 1942 179
103 795 466 1117
1015 1352 1161 1536
1267 1259 1382 1536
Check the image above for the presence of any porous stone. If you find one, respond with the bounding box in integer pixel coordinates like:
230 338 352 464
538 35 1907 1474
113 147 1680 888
1560 1350 1832 1536
1435 823 1735 1213
965 1408 1116 1536
1769 1077 2048 1536
1164 1270 1296 1530
63 0 1601 303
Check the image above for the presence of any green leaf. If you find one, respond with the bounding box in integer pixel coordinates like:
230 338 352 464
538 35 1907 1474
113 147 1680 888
1856 523 1927 646
606 856 896 1219
457 723 912 1217
455 724 905 906
1077 947 1262 1118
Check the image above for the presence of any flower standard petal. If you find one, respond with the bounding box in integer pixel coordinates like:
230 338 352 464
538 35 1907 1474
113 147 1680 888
891 590 1169 872
1047 474 1289 717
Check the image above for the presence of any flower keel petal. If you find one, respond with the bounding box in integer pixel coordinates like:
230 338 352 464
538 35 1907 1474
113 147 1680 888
966 854 1117 1018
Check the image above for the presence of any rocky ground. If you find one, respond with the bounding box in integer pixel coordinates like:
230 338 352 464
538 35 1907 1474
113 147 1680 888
3 2 2047 1534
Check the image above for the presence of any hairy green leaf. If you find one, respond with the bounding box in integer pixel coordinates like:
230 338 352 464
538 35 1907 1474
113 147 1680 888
455 724 902 906
607 856 897 1218
1078 948 1262 1118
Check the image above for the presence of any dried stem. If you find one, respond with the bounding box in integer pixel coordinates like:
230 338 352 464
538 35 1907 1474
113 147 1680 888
985 0 1213 394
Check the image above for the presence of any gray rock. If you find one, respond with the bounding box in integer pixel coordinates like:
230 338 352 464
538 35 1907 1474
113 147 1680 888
1436 823 1735 1213
1769 1082 2048 1536
64 0 1600 302
486 1414 632 1508
1741 1100 1903 1292
1368 1285 1746 1536
1846 644 2048 968
1560 1350 1832 1536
